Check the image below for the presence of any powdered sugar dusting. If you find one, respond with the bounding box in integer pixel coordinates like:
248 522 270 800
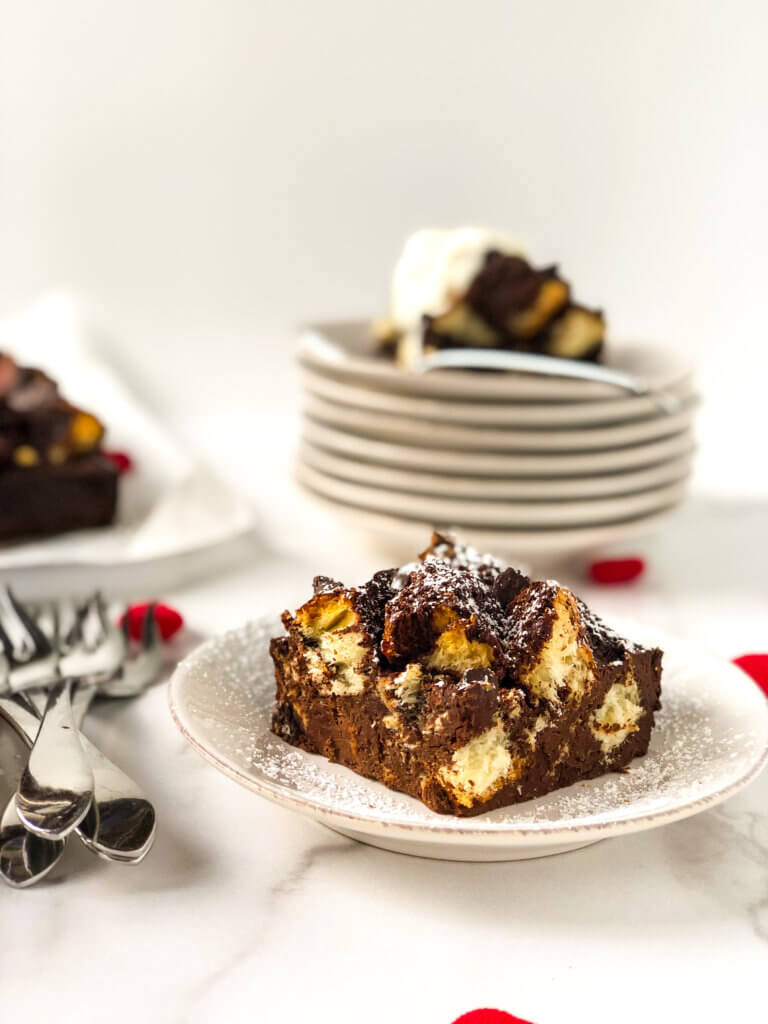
392 534 506 592
172 616 768 836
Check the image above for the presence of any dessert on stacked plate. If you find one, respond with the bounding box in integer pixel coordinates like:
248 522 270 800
297 229 697 560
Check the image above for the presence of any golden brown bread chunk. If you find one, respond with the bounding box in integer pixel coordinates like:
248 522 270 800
544 305 605 360
506 276 570 340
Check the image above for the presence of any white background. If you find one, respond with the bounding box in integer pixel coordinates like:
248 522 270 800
1 9 768 1024
1 0 767 494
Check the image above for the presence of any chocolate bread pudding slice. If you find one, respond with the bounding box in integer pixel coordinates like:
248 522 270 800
377 229 605 368
0 352 118 541
270 534 662 816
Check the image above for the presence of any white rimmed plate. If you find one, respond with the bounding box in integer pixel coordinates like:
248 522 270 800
301 322 693 402
296 462 689 528
300 443 694 500
0 296 256 569
296 488 683 559
304 393 697 452
306 420 696 477
169 616 768 862
302 368 698 428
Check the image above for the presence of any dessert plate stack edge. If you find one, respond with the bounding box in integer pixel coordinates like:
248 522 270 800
297 322 698 558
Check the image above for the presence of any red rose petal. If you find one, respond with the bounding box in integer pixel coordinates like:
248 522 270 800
103 450 134 474
120 602 184 642
732 654 768 698
588 557 646 585
452 1012 535 1024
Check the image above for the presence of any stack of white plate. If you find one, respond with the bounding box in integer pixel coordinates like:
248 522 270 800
296 322 697 559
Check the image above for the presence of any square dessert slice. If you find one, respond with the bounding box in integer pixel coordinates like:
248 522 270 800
0 353 119 540
377 229 605 368
271 534 662 816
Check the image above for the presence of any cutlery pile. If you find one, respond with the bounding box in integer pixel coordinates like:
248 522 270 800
0 589 164 887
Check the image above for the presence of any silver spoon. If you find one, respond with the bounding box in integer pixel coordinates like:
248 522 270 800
15 596 127 838
68 683 157 863
0 797 65 888
0 691 66 887
15 676 94 838
24 604 163 862
0 684 156 869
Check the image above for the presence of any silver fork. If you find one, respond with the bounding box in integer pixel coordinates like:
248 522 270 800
0 603 163 885
101 607 164 699
12 593 125 838
413 346 684 413
0 589 58 695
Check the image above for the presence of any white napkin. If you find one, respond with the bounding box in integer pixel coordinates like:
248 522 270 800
0 294 256 567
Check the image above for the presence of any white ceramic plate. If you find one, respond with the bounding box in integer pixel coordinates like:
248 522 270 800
169 616 768 862
302 368 698 428
0 297 255 569
303 393 697 452
300 322 693 402
296 486 682 559
306 420 696 477
296 462 690 528
300 443 695 500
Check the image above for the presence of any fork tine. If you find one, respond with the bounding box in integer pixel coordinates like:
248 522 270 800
121 609 132 645
0 616 15 664
81 592 114 652
141 603 159 650
93 592 110 640
32 602 59 651
4 588 53 656
50 602 60 646
65 596 91 649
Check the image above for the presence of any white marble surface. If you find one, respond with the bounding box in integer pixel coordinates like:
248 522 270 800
1 429 767 1024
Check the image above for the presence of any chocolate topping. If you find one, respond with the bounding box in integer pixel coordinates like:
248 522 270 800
0 352 106 468
577 599 638 663
419 531 506 586
465 252 566 333
312 575 344 595
381 559 507 668
492 566 531 608
356 569 398 649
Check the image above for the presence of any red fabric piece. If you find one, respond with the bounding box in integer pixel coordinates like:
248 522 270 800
588 557 646 585
732 654 768 698
103 450 134 474
120 602 184 642
452 1011 535 1024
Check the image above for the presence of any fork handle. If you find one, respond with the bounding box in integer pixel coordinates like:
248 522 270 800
25 681 100 727
72 682 98 728
0 694 40 744
15 679 94 838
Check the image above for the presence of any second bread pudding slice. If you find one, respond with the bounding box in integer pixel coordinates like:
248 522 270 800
271 534 662 816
